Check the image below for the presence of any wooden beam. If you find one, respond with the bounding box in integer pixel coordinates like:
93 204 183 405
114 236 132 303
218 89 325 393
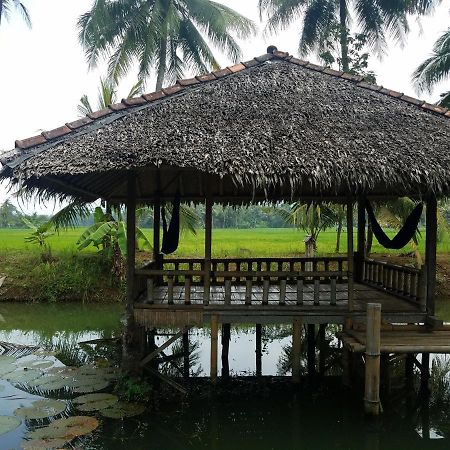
356 198 366 282
204 189 213 305
126 173 136 308
153 172 161 266
425 195 437 317
347 200 354 311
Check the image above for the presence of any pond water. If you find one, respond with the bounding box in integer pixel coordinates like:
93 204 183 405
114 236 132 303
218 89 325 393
0 303 449 450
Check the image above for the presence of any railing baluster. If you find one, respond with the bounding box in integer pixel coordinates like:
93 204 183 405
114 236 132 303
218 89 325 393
314 278 320 305
262 278 270 305
279 279 286 306
168 275 174 305
330 277 337 305
296 277 304 305
184 276 191 305
147 278 154 304
225 279 232 305
246 278 252 305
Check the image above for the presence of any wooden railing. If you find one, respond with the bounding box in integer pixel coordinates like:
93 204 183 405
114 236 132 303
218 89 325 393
362 258 426 310
136 257 348 307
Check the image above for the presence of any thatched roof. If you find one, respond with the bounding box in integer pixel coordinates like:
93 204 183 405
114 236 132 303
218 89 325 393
2 48 450 204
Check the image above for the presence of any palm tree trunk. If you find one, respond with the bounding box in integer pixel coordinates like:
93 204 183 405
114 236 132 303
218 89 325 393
339 0 350 72
335 217 343 253
156 38 168 91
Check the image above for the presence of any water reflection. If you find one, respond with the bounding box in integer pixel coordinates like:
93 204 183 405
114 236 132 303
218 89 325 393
1 303 450 450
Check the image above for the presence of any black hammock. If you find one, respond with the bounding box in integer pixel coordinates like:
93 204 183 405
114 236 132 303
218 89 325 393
161 192 181 255
365 200 423 250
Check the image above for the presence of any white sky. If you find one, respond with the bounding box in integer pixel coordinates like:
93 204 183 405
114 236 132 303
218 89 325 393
0 0 449 213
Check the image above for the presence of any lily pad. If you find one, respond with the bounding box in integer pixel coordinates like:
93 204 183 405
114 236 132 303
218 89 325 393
22 437 72 450
0 415 21 436
100 402 145 419
31 376 74 391
73 393 118 412
27 416 99 440
18 360 54 370
15 399 66 420
7 369 42 384
72 377 109 393
0 363 16 377
0 355 16 364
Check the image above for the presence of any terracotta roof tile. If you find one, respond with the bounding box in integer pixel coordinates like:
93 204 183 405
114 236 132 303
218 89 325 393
66 117 93 130
400 95 424 106
177 77 200 86
212 67 232 78
242 59 260 68
380 88 403 98
289 57 309 66
163 84 184 96
143 91 166 102
305 63 325 72
88 108 112 120
255 53 275 63
196 73 217 82
341 73 364 82
422 102 447 114
358 81 383 92
122 96 147 107
228 63 246 73
15 134 47 149
41 125 72 141
323 67 343 77
273 50 289 59
109 102 128 111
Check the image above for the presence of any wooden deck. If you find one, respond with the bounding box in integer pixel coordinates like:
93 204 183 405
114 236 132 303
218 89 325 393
134 282 426 326
342 328 450 353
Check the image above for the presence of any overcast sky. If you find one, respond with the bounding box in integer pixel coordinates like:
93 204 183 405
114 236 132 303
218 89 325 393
0 0 449 213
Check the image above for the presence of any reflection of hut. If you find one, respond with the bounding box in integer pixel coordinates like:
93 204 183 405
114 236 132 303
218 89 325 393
2 47 450 396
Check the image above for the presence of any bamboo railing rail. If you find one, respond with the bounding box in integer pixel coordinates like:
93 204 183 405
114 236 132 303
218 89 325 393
362 258 426 311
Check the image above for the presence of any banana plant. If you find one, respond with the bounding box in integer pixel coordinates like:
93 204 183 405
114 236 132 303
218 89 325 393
22 218 54 249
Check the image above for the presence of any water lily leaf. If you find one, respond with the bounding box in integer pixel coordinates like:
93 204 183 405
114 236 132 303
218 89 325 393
15 399 66 420
73 393 118 412
72 378 109 393
0 363 17 376
28 376 75 391
32 350 58 357
7 369 42 383
0 415 21 436
27 416 99 441
0 385 5 392
22 437 72 450
18 360 53 370
0 356 16 364
100 402 145 419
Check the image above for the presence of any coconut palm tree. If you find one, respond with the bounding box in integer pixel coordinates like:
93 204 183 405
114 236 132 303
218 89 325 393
259 0 438 72
413 27 450 106
78 0 255 90
0 0 31 27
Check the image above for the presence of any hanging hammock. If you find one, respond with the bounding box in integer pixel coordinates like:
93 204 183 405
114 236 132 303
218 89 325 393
161 192 181 255
365 200 423 250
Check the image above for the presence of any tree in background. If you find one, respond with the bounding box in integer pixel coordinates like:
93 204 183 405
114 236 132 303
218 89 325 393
0 0 31 27
413 26 450 107
78 0 255 90
259 0 438 72
78 78 143 116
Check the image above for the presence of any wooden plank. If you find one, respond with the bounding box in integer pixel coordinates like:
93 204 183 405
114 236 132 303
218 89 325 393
314 279 320 305
330 278 337 306
146 278 154 304
245 279 253 305
184 277 191 305
224 279 232 305
296 279 304 305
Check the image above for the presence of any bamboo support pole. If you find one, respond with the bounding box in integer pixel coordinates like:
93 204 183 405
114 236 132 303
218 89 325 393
183 329 190 379
204 191 213 306
425 195 437 317
292 318 302 384
221 323 230 379
210 315 219 383
256 324 262 377
307 324 316 378
126 174 136 310
347 200 354 311
364 303 381 415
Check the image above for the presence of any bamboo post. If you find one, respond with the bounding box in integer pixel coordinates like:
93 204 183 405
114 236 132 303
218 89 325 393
425 195 437 317
183 329 190 380
221 323 230 379
364 303 381 415
204 190 213 305
356 198 366 282
256 324 262 377
421 353 430 394
307 324 316 378
126 173 136 310
210 315 219 384
292 318 302 384
153 188 161 266
347 200 354 311
319 324 326 376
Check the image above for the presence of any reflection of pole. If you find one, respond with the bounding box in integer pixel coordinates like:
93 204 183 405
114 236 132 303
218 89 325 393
307 324 316 378
221 323 230 379
256 324 262 377
364 303 381 415
421 389 431 441
292 319 302 383
421 353 430 394
210 315 219 384
183 329 189 380
319 324 326 376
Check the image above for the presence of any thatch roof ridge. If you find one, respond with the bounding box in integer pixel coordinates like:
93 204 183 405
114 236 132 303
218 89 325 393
1 47 449 169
